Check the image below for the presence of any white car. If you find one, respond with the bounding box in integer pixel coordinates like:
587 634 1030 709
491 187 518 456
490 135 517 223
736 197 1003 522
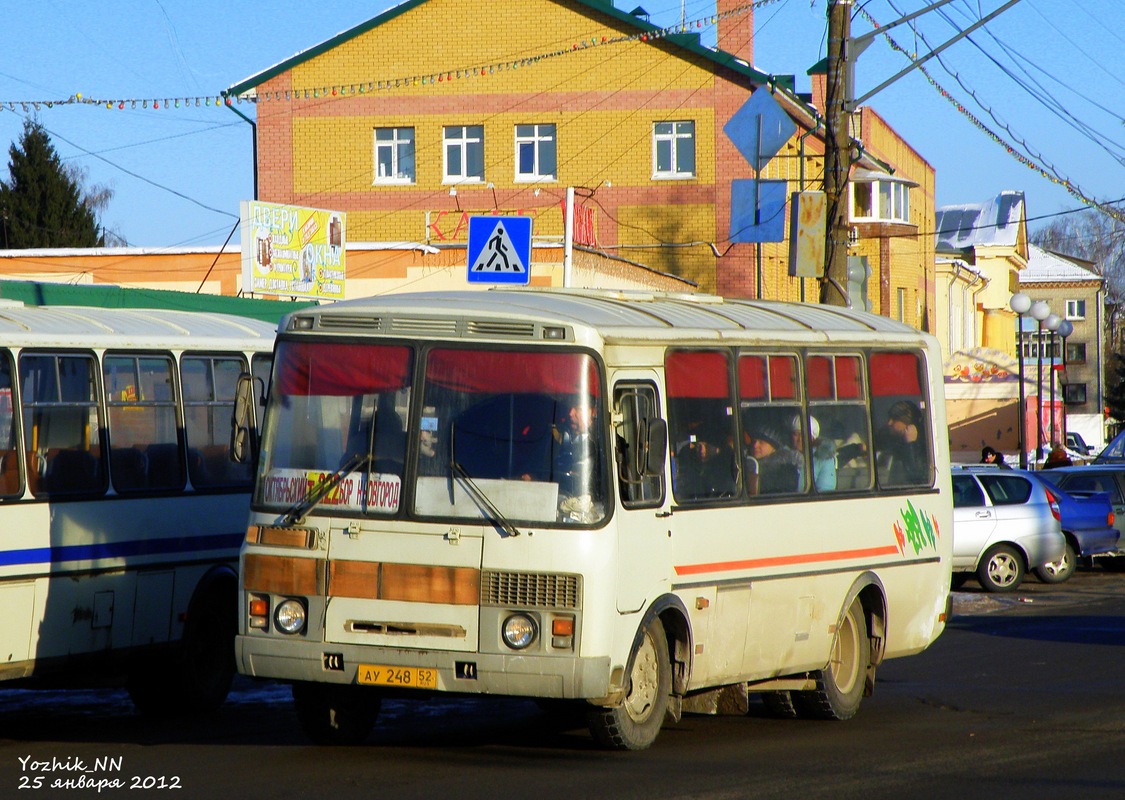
951 468 1066 592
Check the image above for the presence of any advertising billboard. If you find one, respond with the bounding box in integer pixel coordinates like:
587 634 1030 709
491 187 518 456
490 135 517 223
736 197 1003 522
240 201 346 301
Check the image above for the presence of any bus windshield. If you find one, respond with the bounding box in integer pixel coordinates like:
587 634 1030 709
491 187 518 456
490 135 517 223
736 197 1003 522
257 340 607 526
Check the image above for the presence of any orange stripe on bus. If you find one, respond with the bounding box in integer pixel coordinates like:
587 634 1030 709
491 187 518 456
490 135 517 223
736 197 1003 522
674 545 902 576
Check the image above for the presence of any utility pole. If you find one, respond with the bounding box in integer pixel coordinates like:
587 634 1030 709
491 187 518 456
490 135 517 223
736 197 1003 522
819 0 1023 308
820 0 852 307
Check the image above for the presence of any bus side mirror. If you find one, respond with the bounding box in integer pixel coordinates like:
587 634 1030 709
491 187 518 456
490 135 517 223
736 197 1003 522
230 372 264 466
643 418 668 477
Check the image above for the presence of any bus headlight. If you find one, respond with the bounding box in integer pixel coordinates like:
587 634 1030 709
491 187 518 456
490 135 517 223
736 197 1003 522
274 598 307 635
502 613 537 650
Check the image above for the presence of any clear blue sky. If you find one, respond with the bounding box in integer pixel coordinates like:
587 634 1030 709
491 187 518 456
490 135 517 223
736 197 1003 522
2 0 1120 249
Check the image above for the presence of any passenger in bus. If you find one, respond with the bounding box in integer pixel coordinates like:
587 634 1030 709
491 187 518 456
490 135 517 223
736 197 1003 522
791 415 837 492
875 400 927 485
748 426 801 494
674 436 737 500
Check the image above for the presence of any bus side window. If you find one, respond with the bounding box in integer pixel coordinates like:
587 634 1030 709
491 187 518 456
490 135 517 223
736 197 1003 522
613 383 664 507
183 355 252 489
806 354 872 493
21 353 107 497
666 350 739 504
0 351 19 498
737 353 803 497
870 351 933 489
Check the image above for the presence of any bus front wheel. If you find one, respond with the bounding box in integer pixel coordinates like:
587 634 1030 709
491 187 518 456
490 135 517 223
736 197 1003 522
292 682 381 746
586 619 671 751
794 599 869 721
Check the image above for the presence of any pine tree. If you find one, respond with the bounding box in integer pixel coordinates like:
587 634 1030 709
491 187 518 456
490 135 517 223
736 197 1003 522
0 118 104 248
1105 353 1125 422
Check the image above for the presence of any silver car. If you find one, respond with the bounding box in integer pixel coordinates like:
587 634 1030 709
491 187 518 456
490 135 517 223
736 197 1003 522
951 468 1066 592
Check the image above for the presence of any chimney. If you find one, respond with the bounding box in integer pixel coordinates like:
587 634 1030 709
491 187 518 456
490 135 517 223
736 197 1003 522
808 58 828 115
716 0 754 65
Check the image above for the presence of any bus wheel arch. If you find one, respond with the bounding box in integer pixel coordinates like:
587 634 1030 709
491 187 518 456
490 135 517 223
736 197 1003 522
585 594 690 751
793 574 884 721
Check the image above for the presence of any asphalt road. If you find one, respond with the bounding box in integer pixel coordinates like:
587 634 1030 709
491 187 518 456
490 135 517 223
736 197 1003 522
3 570 1125 800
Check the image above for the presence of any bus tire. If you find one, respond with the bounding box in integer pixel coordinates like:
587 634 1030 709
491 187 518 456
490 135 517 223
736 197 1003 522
178 585 237 711
127 583 235 716
760 691 799 719
586 619 671 751
794 599 869 721
292 682 381 746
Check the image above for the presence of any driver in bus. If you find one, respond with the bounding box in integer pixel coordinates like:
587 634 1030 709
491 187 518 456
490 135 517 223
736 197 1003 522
553 398 604 522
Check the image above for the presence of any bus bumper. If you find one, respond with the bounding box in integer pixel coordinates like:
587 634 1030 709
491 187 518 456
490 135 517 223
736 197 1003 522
236 635 614 699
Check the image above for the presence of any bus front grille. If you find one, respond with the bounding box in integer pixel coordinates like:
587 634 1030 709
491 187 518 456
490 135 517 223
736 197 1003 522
480 571 581 610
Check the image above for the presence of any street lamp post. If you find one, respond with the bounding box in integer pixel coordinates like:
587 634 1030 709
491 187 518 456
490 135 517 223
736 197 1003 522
1030 300 1051 464
1057 318 1074 447
1010 293 1032 469
1045 313 1062 446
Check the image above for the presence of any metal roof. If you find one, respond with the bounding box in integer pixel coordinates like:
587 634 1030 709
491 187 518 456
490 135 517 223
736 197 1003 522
1020 244 1102 285
284 288 927 345
935 191 1026 252
0 304 277 349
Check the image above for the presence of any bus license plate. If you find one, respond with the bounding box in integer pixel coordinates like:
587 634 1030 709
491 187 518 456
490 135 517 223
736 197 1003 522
357 664 438 689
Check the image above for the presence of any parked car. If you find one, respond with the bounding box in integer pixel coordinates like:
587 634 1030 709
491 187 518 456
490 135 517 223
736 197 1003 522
1067 431 1095 456
1036 465 1125 570
1094 428 1125 463
951 467 1065 592
1024 473 1118 582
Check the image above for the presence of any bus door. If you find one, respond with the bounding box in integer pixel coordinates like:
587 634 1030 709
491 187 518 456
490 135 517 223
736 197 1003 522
611 376 670 614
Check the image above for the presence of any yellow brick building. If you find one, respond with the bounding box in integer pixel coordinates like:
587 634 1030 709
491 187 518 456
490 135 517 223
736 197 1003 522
226 0 935 314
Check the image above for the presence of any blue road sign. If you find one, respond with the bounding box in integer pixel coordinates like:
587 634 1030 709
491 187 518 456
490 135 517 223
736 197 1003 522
467 216 532 285
723 86 798 170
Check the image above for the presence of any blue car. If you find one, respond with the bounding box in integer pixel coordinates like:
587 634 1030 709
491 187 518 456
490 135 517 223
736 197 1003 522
1030 471 1119 582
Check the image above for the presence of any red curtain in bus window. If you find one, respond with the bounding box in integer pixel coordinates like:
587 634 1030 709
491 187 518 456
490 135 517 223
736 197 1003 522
869 352 922 396
275 342 412 396
427 349 601 396
737 355 765 400
836 356 863 399
667 350 730 399
806 356 832 400
768 356 798 400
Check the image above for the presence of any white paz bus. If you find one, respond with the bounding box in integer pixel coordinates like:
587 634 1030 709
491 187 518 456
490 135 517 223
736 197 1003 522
233 289 952 750
0 303 274 713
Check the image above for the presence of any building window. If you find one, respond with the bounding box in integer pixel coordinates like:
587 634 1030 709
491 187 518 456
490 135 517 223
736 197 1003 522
1064 383 1087 405
1065 299 1086 320
443 125 484 183
515 124 557 182
653 121 695 179
1066 341 1087 364
374 127 415 184
850 180 910 223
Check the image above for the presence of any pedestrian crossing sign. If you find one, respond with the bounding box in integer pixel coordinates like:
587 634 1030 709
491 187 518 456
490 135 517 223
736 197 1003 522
467 216 532 284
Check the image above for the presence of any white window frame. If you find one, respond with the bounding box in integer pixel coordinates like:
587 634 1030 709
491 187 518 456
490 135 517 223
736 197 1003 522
1065 299 1086 320
652 121 696 179
515 124 557 182
443 125 484 184
850 180 910 223
373 127 415 185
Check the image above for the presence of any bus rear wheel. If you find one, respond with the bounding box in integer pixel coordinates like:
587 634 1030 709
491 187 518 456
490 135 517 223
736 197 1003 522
292 682 381 746
127 587 235 716
794 599 869 721
586 619 671 751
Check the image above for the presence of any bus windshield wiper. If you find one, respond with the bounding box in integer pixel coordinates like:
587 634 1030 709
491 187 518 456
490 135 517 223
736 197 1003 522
283 451 371 525
450 460 522 538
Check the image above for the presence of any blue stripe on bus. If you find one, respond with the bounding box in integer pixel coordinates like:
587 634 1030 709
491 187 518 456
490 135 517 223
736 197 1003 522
0 532 245 568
